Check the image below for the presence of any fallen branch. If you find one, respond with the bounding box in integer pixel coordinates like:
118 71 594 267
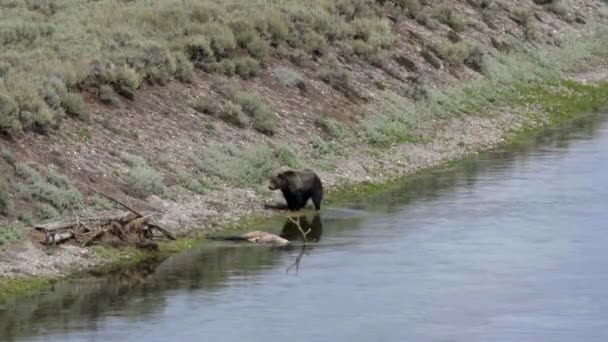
88 187 146 217
88 187 175 240
35 221 79 232
82 229 108 247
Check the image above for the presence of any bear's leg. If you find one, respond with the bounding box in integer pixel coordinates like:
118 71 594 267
312 190 323 211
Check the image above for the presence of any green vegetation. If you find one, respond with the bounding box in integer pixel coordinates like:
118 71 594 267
0 276 53 303
315 118 351 140
193 96 221 116
122 153 165 198
434 6 467 32
0 224 21 245
0 0 394 136
14 164 82 220
274 66 305 88
274 144 302 169
190 143 302 188
363 21 608 148
0 176 10 216
233 95 275 135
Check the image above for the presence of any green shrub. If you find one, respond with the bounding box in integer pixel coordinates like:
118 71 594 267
99 85 119 106
274 66 305 88
547 0 572 19
511 8 532 25
62 92 89 121
36 202 60 220
178 173 207 194
435 41 474 65
211 78 239 99
175 52 194 82
234 56 259 79
211 59 236 76
246 36 270 60
234 95 275 135
310 135 331 157
0 177 10 216
274 144 301 168
230 18 258 47
202 22 237 57
126 165 165 198
263 9 290 44
320 59 359 98
121 152 148 167
193 144 279 187
193 97 221 116
399 0 421 18
417 13 439 30
221 102 249 128
0 92 21 134
185 36 215 63
315 117 350 140
14 163 83 215
434 6 467 32
0 224 21 245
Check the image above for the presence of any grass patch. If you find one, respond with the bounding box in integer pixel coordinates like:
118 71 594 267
0 276 54 303
0 176 11 216
233 95 275 135
0 224 21 245
122 153 164 198
434 6 467 32
0 0 395 136
14 164 82 220
363 20 608 148
191 143 302 188
274 66 305 88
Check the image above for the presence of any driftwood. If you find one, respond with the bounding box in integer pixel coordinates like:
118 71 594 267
34 188 176 250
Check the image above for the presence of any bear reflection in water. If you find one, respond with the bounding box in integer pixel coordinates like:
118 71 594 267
280 214 323 243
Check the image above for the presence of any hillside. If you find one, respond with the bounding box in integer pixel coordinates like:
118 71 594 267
1 0 608 278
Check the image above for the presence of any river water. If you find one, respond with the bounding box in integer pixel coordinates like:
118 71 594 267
1 111 608 341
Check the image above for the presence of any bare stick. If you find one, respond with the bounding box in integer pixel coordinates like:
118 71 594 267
88 187 146 217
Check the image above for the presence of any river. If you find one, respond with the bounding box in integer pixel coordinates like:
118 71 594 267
1 111 607 341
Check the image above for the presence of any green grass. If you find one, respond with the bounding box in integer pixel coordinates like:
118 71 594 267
274 66 305 88
0 176 10 216
0 276 54 302
14 164 83 220
0 224 21 245
190 143 305 188
363 20 608 148
0 0 394 136
122 154 165 198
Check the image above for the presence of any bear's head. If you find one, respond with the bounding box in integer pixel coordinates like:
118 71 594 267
268 170 296 191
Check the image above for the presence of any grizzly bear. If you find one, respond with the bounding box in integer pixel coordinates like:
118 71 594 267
267 169 323 211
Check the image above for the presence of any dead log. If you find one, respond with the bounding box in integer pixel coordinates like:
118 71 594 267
35 221 79 232
147 223 176 240
88 187 176 240
82 229 108 247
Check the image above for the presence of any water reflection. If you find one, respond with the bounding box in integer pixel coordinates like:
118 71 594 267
280 214 324 243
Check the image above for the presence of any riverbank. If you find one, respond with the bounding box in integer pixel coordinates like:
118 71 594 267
2 71 608 302
2 0 608 301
